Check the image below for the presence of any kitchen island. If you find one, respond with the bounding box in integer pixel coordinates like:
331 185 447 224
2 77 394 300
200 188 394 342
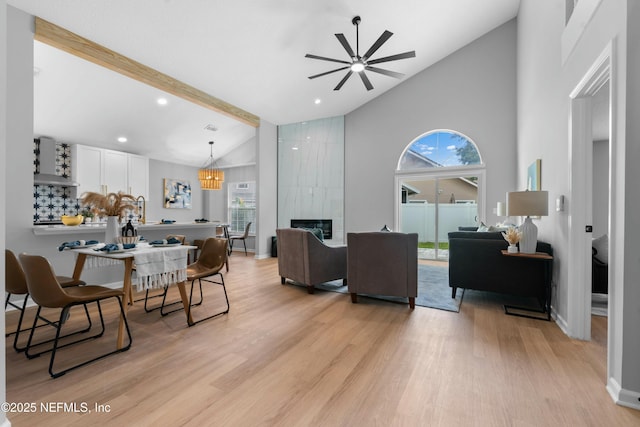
33 221 221 240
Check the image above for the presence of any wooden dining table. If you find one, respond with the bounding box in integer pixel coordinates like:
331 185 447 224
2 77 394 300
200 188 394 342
69 244 196 348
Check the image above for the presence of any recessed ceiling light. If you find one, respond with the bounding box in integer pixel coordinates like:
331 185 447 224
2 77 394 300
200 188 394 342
157 97 168 105
117 136 128 143
314 98 321 105
292 146 299 150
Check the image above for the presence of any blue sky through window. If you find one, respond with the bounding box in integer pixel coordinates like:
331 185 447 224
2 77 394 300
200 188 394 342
408 131 480 167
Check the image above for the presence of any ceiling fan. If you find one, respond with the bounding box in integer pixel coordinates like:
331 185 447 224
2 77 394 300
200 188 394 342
305 16 416 91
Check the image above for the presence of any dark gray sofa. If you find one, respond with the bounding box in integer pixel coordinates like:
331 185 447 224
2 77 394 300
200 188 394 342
448 231 553 299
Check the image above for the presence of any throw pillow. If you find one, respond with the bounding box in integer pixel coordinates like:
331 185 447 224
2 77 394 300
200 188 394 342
477 222 489 232
304 227 324 241
592 234 608 264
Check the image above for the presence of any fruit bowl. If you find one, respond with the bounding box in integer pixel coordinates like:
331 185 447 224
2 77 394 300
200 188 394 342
61 215 84 226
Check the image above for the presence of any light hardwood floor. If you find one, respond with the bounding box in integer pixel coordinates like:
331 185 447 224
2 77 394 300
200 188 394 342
5 255 639 426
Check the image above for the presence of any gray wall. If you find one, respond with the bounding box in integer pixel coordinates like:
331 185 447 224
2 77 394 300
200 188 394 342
147 158 203 223
256 120 277 259
518 0 640 405
345 19 517 233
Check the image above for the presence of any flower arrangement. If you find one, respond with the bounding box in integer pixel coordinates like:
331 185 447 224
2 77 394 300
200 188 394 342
80 191 138 220
502 226 522 246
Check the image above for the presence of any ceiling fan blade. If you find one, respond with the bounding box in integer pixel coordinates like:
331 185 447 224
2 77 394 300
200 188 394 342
362 30 393 61
335 33 356 58
308 66 350 80
367 51 416 65
359 71 374 91
334 70 353 91
305 53 351 65
365 66 405 79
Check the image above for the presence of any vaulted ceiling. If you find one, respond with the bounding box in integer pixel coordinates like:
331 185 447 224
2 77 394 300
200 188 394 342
8 0 521 166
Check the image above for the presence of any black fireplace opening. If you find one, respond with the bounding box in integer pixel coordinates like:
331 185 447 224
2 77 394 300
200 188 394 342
290 219 332 240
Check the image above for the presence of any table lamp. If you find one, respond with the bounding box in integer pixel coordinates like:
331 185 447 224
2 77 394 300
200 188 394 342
506 190 549 253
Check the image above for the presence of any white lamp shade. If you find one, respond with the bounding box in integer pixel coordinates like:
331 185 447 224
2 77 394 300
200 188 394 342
496 202 506 217
506 191 549 217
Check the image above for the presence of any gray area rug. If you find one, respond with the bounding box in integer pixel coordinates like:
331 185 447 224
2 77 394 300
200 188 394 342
290 264 463 312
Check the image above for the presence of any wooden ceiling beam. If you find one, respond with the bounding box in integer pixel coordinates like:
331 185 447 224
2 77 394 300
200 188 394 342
34 17 260 128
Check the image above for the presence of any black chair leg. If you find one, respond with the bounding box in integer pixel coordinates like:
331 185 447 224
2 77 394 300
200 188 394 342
186 274 230 327
14 300 93 355
159 282 204 317
48 297 132 378
25 303 103 360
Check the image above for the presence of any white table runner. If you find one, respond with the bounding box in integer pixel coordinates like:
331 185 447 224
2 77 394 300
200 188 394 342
74 245 190 291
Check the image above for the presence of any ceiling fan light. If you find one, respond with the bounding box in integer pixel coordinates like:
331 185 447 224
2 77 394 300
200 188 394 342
350 61 365 72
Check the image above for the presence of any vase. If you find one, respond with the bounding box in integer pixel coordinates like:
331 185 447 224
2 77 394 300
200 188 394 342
507 244 518 253
105 216 120 244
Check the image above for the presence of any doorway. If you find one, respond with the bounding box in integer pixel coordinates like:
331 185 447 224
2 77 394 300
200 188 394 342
568 44 613 342
590 81 610 321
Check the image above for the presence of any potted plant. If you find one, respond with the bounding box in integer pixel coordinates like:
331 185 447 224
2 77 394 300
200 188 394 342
80 192 138 242
502 227 522 253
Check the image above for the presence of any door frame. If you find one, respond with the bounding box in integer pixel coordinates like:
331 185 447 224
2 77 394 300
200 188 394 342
567 42 614 340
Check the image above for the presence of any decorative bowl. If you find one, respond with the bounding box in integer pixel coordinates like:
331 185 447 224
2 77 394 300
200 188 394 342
117 236 140 245
61 215 84 226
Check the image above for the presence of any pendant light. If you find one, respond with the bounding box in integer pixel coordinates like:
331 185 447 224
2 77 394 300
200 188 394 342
198 141 224 190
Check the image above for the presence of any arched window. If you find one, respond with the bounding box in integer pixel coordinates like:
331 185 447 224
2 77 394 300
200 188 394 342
398 130 482 170
395 130 485 261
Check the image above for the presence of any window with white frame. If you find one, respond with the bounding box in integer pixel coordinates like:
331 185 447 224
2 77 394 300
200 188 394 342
228 181 256 234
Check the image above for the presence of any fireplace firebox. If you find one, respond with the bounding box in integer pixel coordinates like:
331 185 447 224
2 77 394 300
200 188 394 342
290 219 332 240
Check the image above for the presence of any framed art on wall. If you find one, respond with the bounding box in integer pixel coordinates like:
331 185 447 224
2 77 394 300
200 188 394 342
527 159 541 191
164 178 192 209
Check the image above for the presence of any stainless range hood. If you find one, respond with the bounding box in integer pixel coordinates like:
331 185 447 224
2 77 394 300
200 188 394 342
34 137 79 186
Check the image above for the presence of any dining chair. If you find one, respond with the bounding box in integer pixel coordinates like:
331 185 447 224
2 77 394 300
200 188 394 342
159 237 230 326
229 222 252 256
19 253 132 378
5 249 89 353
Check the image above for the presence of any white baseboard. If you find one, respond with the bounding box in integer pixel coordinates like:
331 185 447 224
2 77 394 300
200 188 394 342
607 377 640 410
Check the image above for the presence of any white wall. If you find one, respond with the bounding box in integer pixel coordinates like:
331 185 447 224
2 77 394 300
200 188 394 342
1 1 8 426
592 140 609 237
518 0 640 407
345 20 517 233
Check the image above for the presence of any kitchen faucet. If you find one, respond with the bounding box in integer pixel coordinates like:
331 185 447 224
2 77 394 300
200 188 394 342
136 195 146 224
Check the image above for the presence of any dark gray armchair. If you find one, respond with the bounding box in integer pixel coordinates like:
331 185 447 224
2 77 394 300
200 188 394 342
347 232 418 309
276 228 347 294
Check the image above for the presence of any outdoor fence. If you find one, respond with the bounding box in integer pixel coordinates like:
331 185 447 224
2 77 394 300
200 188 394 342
401 202 477 243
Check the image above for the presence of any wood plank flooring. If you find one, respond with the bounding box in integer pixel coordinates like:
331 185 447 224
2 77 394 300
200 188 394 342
5 255 640 426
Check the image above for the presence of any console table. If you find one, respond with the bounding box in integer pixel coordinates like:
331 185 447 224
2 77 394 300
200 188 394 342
500 250 553 321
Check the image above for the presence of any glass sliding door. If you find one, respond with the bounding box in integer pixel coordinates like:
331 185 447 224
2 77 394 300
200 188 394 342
400 173 480 261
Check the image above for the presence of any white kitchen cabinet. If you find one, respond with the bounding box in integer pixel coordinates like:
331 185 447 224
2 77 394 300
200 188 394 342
127 154 149 200
73 145 103 195
103 149 128 194
72 145 148 199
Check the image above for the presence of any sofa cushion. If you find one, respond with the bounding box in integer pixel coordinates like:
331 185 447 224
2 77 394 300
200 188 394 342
592 234 608 264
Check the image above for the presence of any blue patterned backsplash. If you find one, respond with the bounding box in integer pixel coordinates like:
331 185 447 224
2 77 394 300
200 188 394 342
32 139 141 224
33 139 79 223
